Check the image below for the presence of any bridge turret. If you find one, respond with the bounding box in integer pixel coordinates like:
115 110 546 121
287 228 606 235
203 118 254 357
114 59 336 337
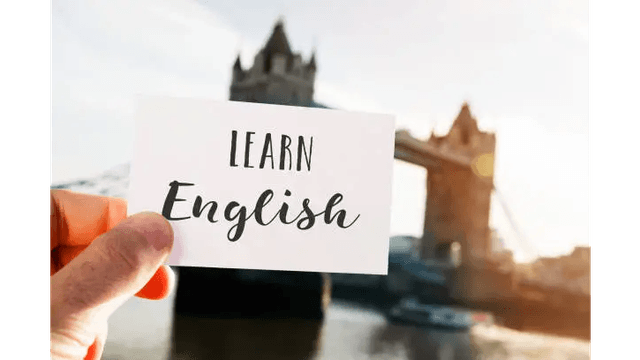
421 103 496 266
229 18 316 106
417 103 508 304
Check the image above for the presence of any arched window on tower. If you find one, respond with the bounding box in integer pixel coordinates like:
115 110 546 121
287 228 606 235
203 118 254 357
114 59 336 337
265 56 272 73
435 243 451 260
461 126 470 145
435 241 462 267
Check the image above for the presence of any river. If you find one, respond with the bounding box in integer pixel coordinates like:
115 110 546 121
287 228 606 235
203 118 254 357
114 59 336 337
170 300 590 360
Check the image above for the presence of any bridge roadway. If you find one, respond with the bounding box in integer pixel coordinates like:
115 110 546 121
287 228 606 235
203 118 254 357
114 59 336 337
394 130 472 169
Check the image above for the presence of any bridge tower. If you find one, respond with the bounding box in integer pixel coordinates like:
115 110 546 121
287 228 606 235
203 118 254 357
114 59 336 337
421 103 496 267
417 104 517 304
230 19 317 106
174 19 330 328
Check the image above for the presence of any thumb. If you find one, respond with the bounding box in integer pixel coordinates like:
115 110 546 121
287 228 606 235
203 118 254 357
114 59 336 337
51 211 174 326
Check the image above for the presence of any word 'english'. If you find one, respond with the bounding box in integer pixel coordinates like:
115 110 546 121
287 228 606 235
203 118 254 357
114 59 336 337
162 181 361 242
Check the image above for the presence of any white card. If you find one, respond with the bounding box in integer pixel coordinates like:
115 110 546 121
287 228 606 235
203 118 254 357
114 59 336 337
128 97 395 275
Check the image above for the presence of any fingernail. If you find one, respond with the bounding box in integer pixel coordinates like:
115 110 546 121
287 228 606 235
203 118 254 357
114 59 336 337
117 212 174 252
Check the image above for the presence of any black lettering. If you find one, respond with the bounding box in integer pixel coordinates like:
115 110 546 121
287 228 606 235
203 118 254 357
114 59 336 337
163 184 360 238
193 196 218 223
259 133 274 169
269 193 304 224
296 198 316 230
279 135 292 170
230 130 238 167
324 193 360 228
296 136 313 171
162 181 194 221
254 190 276 225
244 131 255 168
224 201 251 241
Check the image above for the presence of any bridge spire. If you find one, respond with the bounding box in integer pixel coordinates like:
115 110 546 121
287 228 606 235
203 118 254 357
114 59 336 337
450 102 479 137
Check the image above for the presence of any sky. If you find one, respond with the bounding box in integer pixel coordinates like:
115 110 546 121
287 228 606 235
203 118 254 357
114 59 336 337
52 0 588 262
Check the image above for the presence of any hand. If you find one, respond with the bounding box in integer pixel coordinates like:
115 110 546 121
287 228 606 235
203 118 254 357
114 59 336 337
50 190 175 360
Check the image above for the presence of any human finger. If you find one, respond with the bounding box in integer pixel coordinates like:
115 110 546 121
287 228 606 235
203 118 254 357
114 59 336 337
54 246 176 300
51 212 173 324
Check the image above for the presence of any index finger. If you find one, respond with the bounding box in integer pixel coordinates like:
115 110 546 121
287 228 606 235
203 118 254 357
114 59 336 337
50 189 128 251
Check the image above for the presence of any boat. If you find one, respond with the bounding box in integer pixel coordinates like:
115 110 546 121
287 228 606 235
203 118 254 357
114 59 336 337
387 297 472 330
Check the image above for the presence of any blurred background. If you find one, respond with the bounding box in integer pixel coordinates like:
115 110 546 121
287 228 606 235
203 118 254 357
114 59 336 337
52 0 590 359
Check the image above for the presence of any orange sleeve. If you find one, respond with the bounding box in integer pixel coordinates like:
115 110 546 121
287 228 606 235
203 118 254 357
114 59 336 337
50 189 127 273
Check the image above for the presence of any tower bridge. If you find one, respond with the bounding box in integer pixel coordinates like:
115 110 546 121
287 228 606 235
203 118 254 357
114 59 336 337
229 18 589 312
173 19 589 331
